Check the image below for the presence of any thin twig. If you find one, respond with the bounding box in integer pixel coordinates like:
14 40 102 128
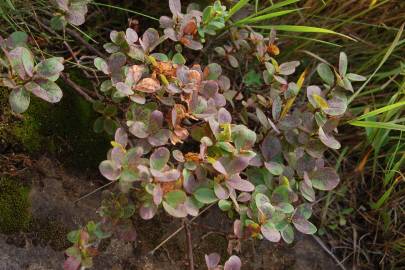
73 181 115 204
65 27 106 58
60 73 95 102
184 219 195 270
312 235 347 270
149 203 215 255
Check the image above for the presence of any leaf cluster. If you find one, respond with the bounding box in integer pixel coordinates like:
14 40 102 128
0 31 64 113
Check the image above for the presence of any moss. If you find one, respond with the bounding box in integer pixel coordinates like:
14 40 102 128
0 177 31 234
30 218 69 250
10 99 45 153
1 75 110 171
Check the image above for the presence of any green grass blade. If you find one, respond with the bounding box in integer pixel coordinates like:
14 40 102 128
255 0 301 16
231 0 300 25
348 23 404 104
69 23 99 44
349 121 405 131
234 9 300 25
91 2 158 21
279 34 342 47
5 0 15 10
353 101 405 121
253 25 355 40
370 170 402 210
226 0 250 21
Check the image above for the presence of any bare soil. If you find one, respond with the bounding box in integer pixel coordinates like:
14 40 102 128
0 156 340 270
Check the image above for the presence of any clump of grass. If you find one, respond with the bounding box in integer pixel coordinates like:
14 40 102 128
272 1 405 268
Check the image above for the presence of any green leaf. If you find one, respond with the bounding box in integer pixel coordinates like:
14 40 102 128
7 31 28 48
265 162 284 175
35 57 64 78
244 70 262 86
103 118 118 135
339 52 348 76
292 217 317 234
94 57 109 74
164 190 187 208
218 199 232 211
172 52 186 65
204 63 222 80
317 63 334 85
194 187 217 204
93 117 104 133
21 48 34 77
346 73 366 82
100 80 113 92
310 167 340 191
150 147 170 171
29 80 63 103
9 87 30 113
104 104 117 117
67 230 80 243
281 224 294 244
120 169 139 182
50 16 67 31
277 202 294 214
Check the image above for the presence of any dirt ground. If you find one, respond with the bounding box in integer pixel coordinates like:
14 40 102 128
0 156 340 270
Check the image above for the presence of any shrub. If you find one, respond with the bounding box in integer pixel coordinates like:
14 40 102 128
64 0 366 268
0 0 368 269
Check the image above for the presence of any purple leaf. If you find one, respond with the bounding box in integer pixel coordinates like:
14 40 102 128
233 219 243 238
261 134 282 161
140 28 160 52
148 129 170 146
185 197 199 216
227 174 254 192
129 121 149 138
205 253 221 269
224 255 242 270
153 169 180 182
111 146 125 167
63 256 80 270
114 128 128 147
279 61 300 76
159 16 174 28
172 150 185 162
319 127 341 149
292 216 317 234
139 203 157 220
214 182 229 200
237 192 251 202
272 96 282 121
99 160 121 181
162 201 188 218
116 82 134 95
126 28 138 44
309 167 340 191
261 223 281 242
153 185 163 205
169 0 182 15
218 108 232 124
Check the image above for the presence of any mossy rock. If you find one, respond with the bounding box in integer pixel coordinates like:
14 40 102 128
0 177 31 234
0 78 110 171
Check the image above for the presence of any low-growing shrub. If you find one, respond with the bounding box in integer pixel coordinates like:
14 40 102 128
0 0 368 269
